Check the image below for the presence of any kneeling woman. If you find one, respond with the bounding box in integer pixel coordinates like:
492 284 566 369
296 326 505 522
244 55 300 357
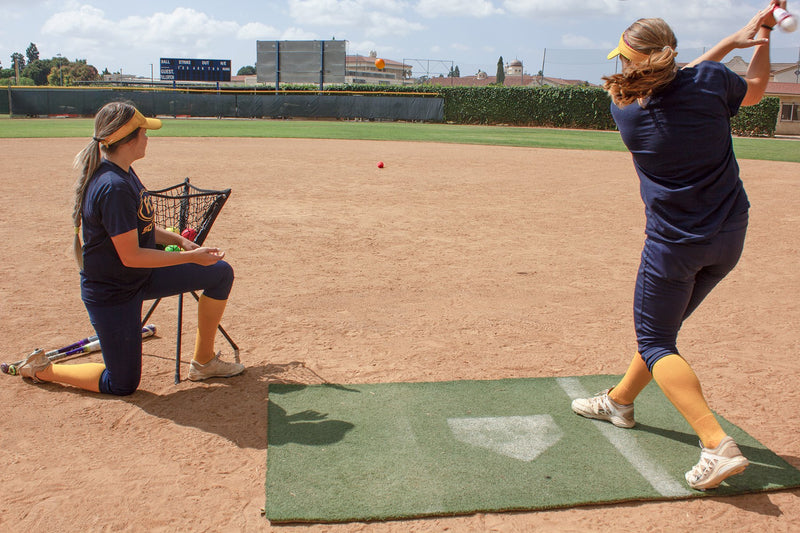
18 101 244 394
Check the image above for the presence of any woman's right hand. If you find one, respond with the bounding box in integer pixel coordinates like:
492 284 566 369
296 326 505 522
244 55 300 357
188 247 225 266
763 0 789 28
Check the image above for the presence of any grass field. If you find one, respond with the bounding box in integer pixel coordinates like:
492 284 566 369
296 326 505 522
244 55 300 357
1 115 798 162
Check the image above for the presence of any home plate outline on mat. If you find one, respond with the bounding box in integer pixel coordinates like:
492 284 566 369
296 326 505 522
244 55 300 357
447 415 563 462
557 377 691 497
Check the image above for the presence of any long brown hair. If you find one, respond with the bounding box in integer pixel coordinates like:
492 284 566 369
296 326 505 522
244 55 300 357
71 101 140 268
602 18 679 108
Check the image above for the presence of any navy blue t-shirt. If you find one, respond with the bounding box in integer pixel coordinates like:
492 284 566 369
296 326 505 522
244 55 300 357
80 160 156 305
611 61 750 243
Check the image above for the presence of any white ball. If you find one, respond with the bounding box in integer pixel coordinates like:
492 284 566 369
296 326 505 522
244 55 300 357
779 15 797 32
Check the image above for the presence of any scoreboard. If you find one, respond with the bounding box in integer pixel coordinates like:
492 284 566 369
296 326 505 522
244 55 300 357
160 58 231 82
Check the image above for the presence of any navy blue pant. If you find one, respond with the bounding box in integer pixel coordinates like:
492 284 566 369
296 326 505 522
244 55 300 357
635 213 748 371
84 261 234 395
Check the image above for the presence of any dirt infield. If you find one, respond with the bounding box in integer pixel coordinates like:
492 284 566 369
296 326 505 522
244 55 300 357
1 137 798 532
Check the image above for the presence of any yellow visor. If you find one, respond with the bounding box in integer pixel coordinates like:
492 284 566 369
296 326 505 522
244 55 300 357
98 109 162 147
607 33 650 63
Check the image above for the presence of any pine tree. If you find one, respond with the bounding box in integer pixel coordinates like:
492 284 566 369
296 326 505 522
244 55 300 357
26 43 39 64
496 56 505 85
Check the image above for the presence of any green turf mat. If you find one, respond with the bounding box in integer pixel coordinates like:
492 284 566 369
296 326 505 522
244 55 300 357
265 376 800 523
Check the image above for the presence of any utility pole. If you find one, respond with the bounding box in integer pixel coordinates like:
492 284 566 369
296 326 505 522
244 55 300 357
795 46 799 83
540 49 546 84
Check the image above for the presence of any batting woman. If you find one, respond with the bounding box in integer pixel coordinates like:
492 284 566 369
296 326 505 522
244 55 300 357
571 1 785 490
16 101 244 394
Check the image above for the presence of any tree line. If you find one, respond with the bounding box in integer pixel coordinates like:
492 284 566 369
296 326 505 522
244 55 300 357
1 43 101 86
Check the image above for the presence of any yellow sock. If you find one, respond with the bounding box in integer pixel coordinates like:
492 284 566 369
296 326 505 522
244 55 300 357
652 354 726 448
37 363 105 393
193 295 227 364
609 353 652 405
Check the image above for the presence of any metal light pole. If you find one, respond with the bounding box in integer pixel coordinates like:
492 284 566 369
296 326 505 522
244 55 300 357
57 53 63 86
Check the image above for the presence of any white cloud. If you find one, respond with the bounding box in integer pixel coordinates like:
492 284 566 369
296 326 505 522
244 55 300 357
286 0 424 38
42 5 240 48
238 22 281 40
281 27 320 40
560 33 598 49
415 0 503 18
130 8 239 47
365 14 425 37
41 4 107 35
347 40 379 54
502 0 621 18
288 0 407 25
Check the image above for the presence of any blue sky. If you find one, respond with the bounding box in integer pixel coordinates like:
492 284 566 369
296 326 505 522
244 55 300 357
1 0 798 84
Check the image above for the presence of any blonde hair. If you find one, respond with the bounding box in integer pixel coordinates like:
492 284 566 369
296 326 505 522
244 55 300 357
602 18 679 108
71 101 140 268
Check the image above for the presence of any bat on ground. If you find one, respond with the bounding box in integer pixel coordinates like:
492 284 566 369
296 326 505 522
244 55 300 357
1 324 157 376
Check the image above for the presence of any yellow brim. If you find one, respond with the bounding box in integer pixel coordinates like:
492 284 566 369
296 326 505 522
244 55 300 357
100 109 162 146
607 47 623 60
607 34 650 63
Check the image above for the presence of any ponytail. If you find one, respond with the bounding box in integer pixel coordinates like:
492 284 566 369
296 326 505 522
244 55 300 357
71 101 137 269
71 138 104 268
602 18 679 108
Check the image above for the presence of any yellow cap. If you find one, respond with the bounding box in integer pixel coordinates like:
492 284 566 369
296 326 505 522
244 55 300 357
607 33 650 63
98 109 162 147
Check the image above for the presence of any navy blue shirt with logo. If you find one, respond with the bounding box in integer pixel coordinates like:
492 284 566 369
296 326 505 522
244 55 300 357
611 61 750 244
80 160 156 305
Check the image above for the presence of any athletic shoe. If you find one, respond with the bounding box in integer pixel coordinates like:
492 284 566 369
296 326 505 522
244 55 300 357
571 388 635 428
685 436 749 490
18 349 51 383
187 352 244 381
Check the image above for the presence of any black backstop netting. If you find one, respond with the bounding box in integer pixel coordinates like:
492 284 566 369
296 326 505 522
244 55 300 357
8 88 444 122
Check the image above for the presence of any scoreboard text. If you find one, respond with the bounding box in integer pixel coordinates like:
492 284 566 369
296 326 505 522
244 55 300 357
160 58 232 82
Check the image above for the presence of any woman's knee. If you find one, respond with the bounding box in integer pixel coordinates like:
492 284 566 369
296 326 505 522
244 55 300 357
100 372 141 396
639 347 676 372
205 260 234 300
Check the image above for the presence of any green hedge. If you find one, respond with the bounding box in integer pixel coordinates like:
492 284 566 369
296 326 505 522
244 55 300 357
731 97 779 137
436 85 616 130
323 84 614 129
324 84 777 136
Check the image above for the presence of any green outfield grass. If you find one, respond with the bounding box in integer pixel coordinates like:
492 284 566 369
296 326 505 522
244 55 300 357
1 115 797 162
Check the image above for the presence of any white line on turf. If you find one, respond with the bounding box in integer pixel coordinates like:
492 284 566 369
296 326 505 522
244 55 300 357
557 377 692 497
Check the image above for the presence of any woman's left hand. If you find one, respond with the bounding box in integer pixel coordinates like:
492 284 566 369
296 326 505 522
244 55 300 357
727 4 774 49
181 237 199 251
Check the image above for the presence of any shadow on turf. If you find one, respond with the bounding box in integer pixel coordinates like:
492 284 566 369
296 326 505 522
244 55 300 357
633 423 697 446
634 423 800 497
103 360 356 450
